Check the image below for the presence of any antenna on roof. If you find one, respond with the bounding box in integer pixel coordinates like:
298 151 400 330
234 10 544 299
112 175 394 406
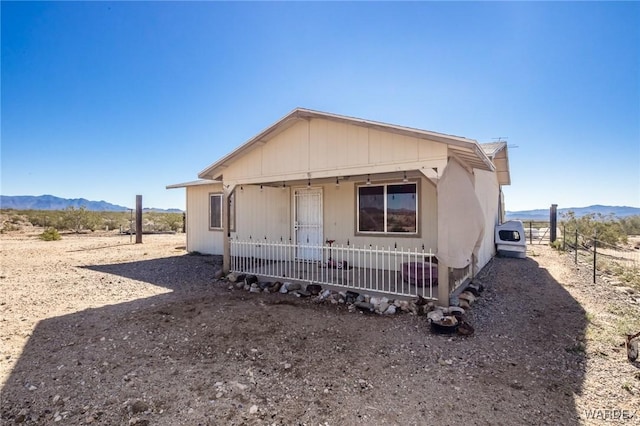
492 137 518 148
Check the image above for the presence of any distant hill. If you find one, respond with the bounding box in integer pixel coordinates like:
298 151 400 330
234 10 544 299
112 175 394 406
506 205 640 221
0 195 182 213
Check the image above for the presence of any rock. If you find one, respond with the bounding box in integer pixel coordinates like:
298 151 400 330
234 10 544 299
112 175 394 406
129 418 149 426
307 284 322 295
294 290 311 298
280 283 289 293
130 400 149 414
383 305 397 315
244 275 259 286
287 282 302 291
15 409 28 423
269 281 282 293
52 394 61 405
249 405 258 414
228 273 246 283
397 300 410 312
243 284 250 291
457 320 475 336
259 281 270 290
628 338 639 362
345 291 359 304
354 301 373 312
319 289 332 300
370 296 381 307
427 310 444 322
459 299 471 309
249 284 261 293
376 302 389 314
459 291 476 304
214 269 224 280
235 281 244 290
356 294 365 303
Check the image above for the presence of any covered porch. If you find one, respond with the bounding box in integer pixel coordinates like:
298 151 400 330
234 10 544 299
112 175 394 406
197 109 498 305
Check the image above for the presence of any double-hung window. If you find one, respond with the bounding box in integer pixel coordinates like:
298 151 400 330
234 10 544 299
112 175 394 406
209 192 236 231
357 182 418 234
209 193 223 230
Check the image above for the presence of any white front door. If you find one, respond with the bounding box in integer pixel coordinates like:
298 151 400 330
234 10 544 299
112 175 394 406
294 188 323 261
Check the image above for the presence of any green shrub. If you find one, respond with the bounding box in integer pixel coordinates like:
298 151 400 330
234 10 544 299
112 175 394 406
40 228 61 241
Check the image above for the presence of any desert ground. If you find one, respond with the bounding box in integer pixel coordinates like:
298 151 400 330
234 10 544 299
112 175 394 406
1 231 638 425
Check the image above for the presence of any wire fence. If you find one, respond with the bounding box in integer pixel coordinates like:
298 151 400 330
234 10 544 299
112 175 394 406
559 227 639 284
523 221 639 284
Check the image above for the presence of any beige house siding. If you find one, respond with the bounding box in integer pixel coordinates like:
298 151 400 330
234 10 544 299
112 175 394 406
230 177 438 252
222 118 449 184
186 183 224 255
231 185 292 242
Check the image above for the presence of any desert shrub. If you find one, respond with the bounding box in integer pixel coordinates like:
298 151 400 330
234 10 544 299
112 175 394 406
550 240 564 251
157 212 183 232
62 206 101 232
40 228 61 241
561 211 627 247
620 215 640 236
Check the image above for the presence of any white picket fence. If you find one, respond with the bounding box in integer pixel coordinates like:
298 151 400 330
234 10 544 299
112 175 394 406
230 239 456 299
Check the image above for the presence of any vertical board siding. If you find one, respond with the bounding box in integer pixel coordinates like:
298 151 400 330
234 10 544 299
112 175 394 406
232 185 291 242
223 117 448 181
186 183 224 255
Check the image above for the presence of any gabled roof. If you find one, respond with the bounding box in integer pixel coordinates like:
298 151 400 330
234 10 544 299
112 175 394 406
199 107 498 180
480 142 511 185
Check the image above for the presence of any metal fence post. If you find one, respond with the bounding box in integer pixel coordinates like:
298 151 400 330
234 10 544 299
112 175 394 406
593 229 597 284
574 229 578 264
529 221 533 243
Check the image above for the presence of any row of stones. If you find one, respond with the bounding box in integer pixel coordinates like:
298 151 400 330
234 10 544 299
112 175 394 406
225 272 438 316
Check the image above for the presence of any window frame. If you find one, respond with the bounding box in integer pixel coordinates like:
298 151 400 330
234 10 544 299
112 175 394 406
209 193 223 231
355 180 420 237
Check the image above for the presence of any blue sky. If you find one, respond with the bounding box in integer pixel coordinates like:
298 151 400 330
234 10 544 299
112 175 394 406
2 1 638 211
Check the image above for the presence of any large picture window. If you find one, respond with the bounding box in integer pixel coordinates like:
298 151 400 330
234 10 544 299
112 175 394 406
209 193 222 230
357 182 417 234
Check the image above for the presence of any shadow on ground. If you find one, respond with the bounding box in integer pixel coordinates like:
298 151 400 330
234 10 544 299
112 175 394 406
1 253 588 425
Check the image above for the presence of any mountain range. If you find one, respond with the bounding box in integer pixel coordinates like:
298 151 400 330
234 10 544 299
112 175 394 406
0 195 182 213
505 205 640 221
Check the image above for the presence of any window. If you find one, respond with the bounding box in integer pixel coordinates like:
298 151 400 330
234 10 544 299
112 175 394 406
209 193 222 229
498 230 520 242
357 182 417 234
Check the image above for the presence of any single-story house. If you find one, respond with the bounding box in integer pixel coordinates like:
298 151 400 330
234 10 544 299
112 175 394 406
168 108 511 306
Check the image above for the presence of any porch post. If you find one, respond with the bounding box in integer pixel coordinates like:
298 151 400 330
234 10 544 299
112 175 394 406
437 262 449 306
222 184 235 274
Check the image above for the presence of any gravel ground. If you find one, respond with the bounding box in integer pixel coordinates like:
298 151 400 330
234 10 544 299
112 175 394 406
0 232 638 425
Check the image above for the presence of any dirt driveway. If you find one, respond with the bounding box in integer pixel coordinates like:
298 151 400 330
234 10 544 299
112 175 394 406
1 233 638 425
